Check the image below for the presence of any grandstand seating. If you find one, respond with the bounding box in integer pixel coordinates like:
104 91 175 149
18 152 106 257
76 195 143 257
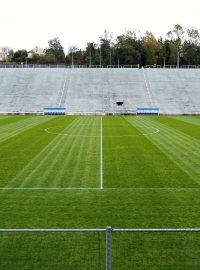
0 68 199 114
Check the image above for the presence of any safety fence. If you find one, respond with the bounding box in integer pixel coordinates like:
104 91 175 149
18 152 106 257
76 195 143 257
1 64 200 68
0 64 139 68
0 227 200 269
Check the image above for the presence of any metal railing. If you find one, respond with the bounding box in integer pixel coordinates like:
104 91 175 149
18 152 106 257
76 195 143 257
0 227 200 270
1 63 200 69
0 64 68 68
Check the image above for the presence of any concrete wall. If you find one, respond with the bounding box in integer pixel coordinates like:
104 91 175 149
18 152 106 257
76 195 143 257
0 68 199 114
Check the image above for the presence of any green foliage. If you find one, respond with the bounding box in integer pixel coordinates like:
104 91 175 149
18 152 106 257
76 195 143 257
66 24 200 66
84 42 96 65
12 49 28 63
187 27 200 44
66 46 84 65
10 24 200 66
143 31 159 64
45 37 65 62
29 53 43 64
116 31 144 65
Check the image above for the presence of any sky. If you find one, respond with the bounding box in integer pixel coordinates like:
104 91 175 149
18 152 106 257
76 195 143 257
1 0 200 53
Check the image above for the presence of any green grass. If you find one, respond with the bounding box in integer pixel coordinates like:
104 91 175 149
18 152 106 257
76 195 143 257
0 115 200 269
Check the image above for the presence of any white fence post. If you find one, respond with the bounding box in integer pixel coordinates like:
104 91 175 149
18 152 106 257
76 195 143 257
106 226 112 270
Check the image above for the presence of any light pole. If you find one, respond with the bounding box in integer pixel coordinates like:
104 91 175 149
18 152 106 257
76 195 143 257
89 44 92 66
177 50 180 68
177 44 184 69
163 56 166 68
99 44 102 66
71 49 74 67
117 47 120 67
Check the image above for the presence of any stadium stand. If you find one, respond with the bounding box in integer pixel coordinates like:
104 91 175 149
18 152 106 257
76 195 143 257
0 68 199 115
0 68 67 113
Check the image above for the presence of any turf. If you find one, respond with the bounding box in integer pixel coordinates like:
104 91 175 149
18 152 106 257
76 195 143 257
0 115 200 269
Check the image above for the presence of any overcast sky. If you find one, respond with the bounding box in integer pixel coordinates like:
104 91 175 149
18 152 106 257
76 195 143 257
1 0 200 52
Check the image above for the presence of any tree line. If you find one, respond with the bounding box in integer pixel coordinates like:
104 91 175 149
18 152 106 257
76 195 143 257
4 24 200 66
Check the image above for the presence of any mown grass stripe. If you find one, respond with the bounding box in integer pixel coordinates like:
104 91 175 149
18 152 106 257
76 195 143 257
67 134 89 187
4 117 79 188
0 116 12 120
69 117 93 187
132 117 200 154
141 117 200 155
155 116 200 140
66 117 99 188
50 117 92 188
7 116 101 189
138 118 200 159
45 116 100 188
126 116 200 184
0 116 29 127
17 118 81 188
81 117 101 188
168 116 200 126
0 116 54 143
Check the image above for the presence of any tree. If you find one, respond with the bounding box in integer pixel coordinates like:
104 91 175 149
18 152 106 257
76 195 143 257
182 40 200 65
63 24 200 67
165 40 177 65
167 24 185 45
187 27 200 45
13 50 28 63
99 30 113 66
183 27 200 65
42 53 57 64
167 25 184 51
65 46 84 65
45 38 65 62
143 31 159 64
84 42 97 65
115 31 144 66
30 53 43 64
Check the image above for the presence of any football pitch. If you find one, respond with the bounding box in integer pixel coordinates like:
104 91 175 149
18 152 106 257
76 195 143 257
0 115 200 269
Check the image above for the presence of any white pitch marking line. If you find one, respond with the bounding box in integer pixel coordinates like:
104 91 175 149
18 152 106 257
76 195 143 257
100 117 103 190
0 188 100 190
0 187 199 191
